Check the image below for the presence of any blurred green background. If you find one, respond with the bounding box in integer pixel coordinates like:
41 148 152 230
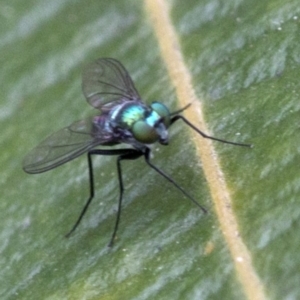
0 0 299 299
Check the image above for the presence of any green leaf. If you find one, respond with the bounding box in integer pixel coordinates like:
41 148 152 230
1 0 299 299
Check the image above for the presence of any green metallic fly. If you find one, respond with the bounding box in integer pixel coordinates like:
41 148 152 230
23 58 251 246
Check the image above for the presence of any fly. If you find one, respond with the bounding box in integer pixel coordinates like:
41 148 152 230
23 58 251 246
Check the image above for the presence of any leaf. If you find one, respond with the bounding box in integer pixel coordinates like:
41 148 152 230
1 0 299 299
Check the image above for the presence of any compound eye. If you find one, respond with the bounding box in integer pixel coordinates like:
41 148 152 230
151 102 170 127
132 120 159 144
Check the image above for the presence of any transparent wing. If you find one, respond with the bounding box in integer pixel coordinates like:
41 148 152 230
82 58 141 110
23 118 112 174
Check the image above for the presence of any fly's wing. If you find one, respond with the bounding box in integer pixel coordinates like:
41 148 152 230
82 58 141 110
23 118 111 174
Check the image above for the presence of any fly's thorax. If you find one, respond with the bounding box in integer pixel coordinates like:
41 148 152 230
111 102 146 128
110 102 170 145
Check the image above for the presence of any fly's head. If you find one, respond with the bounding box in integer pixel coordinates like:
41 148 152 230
131 102 170 145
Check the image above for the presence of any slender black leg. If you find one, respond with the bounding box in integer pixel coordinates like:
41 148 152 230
171 115 252 147
65 148 141 241
108 149 144 247
143 148 207 213
65 150 95 238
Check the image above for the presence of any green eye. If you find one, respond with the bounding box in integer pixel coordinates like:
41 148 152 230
151 102 170 127
132 120 159 143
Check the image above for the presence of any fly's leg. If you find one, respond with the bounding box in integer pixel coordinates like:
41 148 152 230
65 150 96 238
143 148 207 213
171 115 252 148
108 149 143 247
